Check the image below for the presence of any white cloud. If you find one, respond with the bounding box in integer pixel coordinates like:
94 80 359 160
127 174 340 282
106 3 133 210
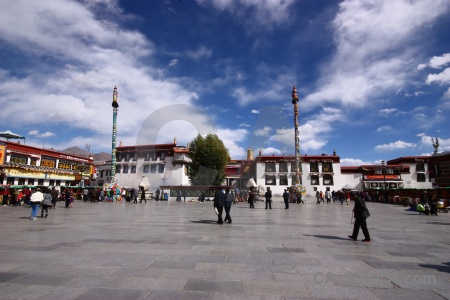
28 130 56 138
376 126 393 133
417 133 450 152
251 109 260 114
429 53 450 69
254 126 271 137
340 158 373 166
426 68 450 85
303 0 450 109
185 46 212 60
195 0 296 29
168 59 179 67
261 147 281 156
375 140 416 151
380 108 398 114
216 128 249 159
0 0 199 151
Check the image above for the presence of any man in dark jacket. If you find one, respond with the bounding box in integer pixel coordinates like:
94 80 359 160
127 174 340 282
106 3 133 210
283 189 289 209
213 187 225 224
348 194 371 242
223 187 234 223
265 187 272 209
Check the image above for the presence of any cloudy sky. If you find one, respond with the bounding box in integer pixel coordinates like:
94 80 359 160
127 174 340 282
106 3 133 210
0 0 449 165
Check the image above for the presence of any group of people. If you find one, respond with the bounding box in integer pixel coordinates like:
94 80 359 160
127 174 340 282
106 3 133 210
213 187 235 224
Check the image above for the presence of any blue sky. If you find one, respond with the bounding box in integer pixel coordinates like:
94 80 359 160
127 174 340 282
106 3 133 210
0 0 450 165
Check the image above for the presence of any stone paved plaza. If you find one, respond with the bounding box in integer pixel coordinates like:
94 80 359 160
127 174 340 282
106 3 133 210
0 196 449 300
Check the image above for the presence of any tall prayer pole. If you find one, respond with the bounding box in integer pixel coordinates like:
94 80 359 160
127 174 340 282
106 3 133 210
111 86 119 180
290 85 306 198
292 85 300 184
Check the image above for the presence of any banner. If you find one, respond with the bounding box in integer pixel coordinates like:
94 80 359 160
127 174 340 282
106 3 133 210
0 145 5 166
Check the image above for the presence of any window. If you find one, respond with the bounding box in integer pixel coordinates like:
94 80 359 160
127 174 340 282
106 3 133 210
279 175 288 185
160 152 166 160
18 178 25 185
265 162 276 172
158 164 165 173
144 152 150 161
322 162 333 172
7 177 15 185
132 153 137 161
152 152 157 161
416 163 425 172
125 153 130 161
56 180 61 186
28 178 35 185
417 173 426 182
279 162 288 172
150 164 157 173
49 180 55 186
131 165 136 173
100 170 104 178
311 175 319 185
116 165 121 173
117 153 122 161
10 155 27 164
143 165 149 173
123 165 129 173
38 179 44 186
323 174 334 185
265 175 276 185
310 162 319 172
30 158 37 166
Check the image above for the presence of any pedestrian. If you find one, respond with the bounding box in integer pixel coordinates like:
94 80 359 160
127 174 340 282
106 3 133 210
83 188 89 202
325 190 331 204
213 187 225 224
265 187 272 209
64 188 71 208
316 190 320 204
283 189 289 209
224 187 234 223
40 189 52 218
348 194 371 242
176 190 181 202
16 189 24 206
248 187 255 208
50 187 59 209
182 190 187 202
155 188 160 201
30 188 44 220
140 187 146 203
160 189 165 200
3 187 10 206
132 188 138 203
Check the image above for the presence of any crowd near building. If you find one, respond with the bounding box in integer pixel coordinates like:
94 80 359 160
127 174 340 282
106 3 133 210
1 138 450 205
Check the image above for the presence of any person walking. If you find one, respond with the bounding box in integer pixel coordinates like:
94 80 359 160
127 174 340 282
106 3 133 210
132 188 138 203
64 188 71 208
316 190 320 204
325 190 331 204
265 187 272 209
155 188 160 201
348 194 371 242
248 187 255 208
213 187 225 224
16 189 24 206
223 187 234 223
50 187 59 209
176 190 181 202
283 189 290 209
40 189 52 218
140 187 146 203
182 190 187 202
30 188 44 220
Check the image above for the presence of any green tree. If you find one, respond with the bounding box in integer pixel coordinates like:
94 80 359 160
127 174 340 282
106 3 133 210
188 133 229 186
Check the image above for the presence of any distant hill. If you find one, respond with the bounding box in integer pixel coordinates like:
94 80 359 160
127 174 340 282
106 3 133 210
61 146 111 162
93 152 111 162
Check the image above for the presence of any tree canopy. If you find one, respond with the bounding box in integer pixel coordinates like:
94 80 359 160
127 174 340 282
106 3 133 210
187 133 229 186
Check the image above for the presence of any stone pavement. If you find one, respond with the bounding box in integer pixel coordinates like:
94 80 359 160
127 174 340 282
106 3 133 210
0 197 449 300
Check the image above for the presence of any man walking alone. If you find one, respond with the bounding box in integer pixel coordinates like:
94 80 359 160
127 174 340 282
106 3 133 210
224 187 234 223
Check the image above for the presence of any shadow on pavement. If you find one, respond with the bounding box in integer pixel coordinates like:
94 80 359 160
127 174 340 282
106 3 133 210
418 262 450 273
303 234 350 240
190 220 219 224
